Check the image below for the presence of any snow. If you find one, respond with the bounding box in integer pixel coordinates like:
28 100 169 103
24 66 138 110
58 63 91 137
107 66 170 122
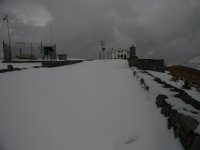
0 60 183 150
67 57 87 60
148 70 184 89
0 60 41 69
148 70 200 102
134 68 200 134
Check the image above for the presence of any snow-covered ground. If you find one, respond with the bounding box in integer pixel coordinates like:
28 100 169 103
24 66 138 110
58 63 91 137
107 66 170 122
134 68 200 134
148 70 200 102
0 60 41 69
0 60 182 150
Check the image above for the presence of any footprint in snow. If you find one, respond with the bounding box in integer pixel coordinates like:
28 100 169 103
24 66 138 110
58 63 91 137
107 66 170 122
123 136 138 145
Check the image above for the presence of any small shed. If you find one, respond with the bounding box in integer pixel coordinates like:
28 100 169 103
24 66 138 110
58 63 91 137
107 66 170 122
58 54 67 60
42 44 57 60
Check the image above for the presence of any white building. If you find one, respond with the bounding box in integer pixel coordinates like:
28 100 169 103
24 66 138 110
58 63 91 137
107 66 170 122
110 49 129 59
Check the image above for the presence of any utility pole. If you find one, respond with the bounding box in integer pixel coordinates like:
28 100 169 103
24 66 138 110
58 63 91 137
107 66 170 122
3 14 12 61
41 42 44 60
30 43 33 61
100 40 105 59
99 52 101 59
50 24 53 46
110 48 113 59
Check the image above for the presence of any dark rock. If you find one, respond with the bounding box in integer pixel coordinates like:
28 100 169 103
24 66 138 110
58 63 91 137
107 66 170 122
0 69 8 73
178 113 199 135
7 65 14 70
168 111 199 148
152 74 200 150
182 132 196 149
183 108 199 114
13 68 22 71
190 136 200 150
168 110 178 127
169 112 198 135
163 83 174 88
174 93 200 110
182 80 191 90
33 66 41 68
156 94 168 107
161 104 172 117
0 66 23 73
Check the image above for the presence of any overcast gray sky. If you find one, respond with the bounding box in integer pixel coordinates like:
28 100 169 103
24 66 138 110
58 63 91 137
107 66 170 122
0 0 200 63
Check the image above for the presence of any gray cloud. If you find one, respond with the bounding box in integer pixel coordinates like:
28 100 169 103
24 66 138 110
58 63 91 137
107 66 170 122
0 0 200 64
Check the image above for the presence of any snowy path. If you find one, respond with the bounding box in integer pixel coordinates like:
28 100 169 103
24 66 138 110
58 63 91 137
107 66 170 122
0 60 182 150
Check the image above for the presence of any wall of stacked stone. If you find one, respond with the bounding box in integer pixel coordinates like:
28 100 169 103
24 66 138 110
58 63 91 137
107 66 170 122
156 94 200 150
128 58 165 72
42 60 83 67
133 69 200 150
137 59 165 72
128 56 138 66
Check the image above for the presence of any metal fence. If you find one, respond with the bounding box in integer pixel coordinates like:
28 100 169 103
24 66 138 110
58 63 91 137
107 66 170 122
2 41 57 61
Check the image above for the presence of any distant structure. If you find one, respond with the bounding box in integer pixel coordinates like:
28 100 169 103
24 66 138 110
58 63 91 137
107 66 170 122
41 44 57 61
129 45 165 72
2 41 41 61
3 40 11 61
100 40 106 59
57 54 67 60
110 48 129 59
2 40 58 62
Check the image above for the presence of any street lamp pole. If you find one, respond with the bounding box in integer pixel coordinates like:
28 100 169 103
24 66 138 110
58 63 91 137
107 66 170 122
3 14 12 61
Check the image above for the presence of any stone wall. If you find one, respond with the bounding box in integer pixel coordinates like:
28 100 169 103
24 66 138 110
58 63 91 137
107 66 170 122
156 94 200 150
42 60 83 67
147 70 200 150
137 59 165 72
128 44 165 72
135 69 200 150
128 56 138 66
129 58 165 72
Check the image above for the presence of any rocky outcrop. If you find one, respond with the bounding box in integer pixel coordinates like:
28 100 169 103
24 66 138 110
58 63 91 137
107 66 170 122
133 69 200 149
156 94 200 150
153 76 200 111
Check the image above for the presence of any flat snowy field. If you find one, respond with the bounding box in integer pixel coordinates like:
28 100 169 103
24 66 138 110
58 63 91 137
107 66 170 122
0 60 182 150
